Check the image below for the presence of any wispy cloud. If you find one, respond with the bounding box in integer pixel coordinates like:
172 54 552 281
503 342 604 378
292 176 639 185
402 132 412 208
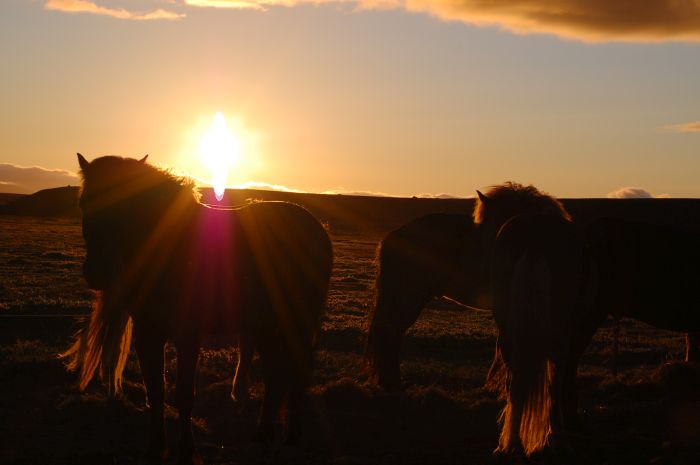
44 0 700 41
184 0 333 10
607 187 670 199
233 180 305 192
665 121 700 133
45 0 185 20
184 0 265 10
0 164 80 194
183 0 700 42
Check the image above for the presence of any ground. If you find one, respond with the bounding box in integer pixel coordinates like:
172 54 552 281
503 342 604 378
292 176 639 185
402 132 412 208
1 216 699 465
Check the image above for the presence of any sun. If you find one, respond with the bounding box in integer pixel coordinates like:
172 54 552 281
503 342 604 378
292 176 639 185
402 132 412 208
198 112 240 201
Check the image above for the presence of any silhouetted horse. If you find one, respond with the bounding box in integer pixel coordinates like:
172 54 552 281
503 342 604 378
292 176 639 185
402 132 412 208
365 182 570 390
63 154 333 464
585 217 700 363
490 213 588 456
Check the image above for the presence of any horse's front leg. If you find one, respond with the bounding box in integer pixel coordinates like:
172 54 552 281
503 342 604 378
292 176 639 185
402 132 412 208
256 338 285 445
686 332 700 362
175 338 202 465
231 333 253 408
134 324 167 462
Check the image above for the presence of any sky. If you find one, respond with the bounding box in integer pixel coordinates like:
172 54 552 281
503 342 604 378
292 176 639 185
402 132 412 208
1 0 699 197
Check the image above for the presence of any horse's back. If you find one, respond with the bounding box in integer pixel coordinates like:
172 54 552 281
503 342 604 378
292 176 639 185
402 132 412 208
586 217 700 331
379 213 477 287
186 202 332 337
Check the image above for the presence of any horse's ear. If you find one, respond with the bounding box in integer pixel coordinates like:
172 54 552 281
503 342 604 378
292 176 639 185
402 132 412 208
477 190 489 205
139 154 149 163
77 153 89 171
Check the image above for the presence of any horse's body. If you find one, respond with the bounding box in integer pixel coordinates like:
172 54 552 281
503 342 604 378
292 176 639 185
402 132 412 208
585 217 700 360
65 155 333 464
365 213 485 388
490 213 588 455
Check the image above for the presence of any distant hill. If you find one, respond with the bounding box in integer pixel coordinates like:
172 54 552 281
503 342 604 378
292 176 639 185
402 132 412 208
2 185 700 234
0 193 25 205
0 186 80 218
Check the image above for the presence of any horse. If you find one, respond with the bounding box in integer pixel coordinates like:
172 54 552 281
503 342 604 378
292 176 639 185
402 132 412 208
364 182 571 390
63 154 333 465
585 217 700 363
489 213 589 456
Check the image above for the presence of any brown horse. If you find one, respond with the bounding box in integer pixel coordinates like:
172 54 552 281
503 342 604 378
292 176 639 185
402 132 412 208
63 154 333 464
365 182 571 390
490 213 589 456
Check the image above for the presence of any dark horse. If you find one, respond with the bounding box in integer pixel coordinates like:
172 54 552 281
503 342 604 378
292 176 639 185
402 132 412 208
490 213 588 456
365 182 571 390
63 154 333 464
585 217 700 362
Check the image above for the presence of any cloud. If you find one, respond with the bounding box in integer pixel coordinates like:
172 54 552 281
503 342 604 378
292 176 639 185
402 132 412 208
322 188 397 197
0 164 80 194
665 121 700 133
45 0 185 20
184 0 700 42
399 0 700 43
321 189 463 198
413 192 462 199
606 187 670 199
44 0 700 42
232 180 305 193
184 0 265 10
184 0 331 10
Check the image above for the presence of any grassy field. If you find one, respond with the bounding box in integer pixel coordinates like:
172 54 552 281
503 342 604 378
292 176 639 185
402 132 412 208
1 215 699 465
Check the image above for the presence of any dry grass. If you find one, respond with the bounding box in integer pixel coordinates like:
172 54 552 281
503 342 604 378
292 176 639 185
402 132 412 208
0 217 699 465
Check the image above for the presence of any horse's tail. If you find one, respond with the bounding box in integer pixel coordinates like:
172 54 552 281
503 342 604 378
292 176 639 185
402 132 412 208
498 252 553 456
484 339 507 398
61 290 132 395
364 240 403 390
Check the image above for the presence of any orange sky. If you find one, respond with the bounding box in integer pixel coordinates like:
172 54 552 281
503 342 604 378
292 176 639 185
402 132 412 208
1 1 700 197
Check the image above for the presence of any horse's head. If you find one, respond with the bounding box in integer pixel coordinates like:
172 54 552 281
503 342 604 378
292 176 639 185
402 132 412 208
472 182 571 281
77 153 148 290
474 182 570 242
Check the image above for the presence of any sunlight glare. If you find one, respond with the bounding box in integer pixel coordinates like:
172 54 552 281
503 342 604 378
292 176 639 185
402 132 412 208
199 112 240 201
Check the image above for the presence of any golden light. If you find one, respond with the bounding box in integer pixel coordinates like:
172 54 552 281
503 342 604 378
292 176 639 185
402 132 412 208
198 112 240 201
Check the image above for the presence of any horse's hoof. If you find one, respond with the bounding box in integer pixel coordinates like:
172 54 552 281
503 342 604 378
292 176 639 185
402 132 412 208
230 390 250 412
139 447 169 464
491 444 526 464
253 424 276 446
277 442 303 463
176 453 204 465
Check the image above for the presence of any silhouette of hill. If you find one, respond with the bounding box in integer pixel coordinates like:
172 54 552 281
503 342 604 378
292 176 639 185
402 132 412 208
0 193 25 205
0 186 80 218
2 185 700 233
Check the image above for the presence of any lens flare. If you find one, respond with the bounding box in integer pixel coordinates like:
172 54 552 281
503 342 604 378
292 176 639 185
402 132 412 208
198 112 240 201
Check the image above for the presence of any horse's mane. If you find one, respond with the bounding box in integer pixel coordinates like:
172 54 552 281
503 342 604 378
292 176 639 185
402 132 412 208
473 181 570 224
81 156 201 205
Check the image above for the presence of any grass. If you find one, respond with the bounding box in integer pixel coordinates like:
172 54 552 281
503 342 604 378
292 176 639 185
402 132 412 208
0 216 699 464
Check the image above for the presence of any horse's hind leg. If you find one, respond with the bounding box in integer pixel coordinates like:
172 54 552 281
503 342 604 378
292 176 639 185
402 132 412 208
495 334 524 456
256 338 286 444
549 356 573 456
686 332 700 363
175 338 202 465
286 339 315 446
134 325 168 462
231 333 253 407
